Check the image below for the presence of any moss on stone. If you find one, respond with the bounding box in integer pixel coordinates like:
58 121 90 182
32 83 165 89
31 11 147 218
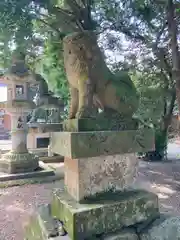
51 188 159 240
63 118 139 132
0 175 60 188
51 129 155 158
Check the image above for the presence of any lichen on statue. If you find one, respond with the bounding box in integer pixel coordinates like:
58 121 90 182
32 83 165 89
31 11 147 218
63 31 139 122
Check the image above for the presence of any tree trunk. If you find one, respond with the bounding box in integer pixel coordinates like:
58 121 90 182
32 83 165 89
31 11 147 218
141 89 176 161
167 0 180 115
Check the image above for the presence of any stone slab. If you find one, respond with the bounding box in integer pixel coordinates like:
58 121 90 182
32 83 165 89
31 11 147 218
0 148 49 157
41 155 64 163
28 123 63 133
25 204 68 240
25 207 139 240
64 154 139 202
51 129 154 158
0 152 39 174
0 174 61 188
63 118 139 132
51 188 159 240
0 167 54 181
29 148 48 157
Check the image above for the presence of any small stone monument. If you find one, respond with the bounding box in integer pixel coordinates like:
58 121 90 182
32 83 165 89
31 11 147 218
0 51 39 173
29 74 64 124
27 74 64 150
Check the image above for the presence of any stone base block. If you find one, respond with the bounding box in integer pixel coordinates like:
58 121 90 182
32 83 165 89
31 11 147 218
51 129 154 158
25 204 139 240
51 188 159 240
25 204 64 240
28 123 63 133
0 151 39 174
63 118 139 132
64 154 139 202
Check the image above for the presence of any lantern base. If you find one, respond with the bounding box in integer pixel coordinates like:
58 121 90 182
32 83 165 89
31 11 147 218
0 151 39 174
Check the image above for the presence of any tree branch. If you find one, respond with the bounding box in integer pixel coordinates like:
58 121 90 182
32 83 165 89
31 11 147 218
38 18 59 33
153 22 167 51
155 48 173 80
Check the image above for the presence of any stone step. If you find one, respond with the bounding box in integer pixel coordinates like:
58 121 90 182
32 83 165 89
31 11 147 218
25 204 141 240
24 204 69 240
50 189 159 240
24 190 160 240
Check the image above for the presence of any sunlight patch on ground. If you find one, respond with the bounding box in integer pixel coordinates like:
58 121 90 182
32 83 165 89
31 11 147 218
156 193 169 199
5 204 26 214
151 183 176 194
148 170 167 177
150 183 176 199
161 203 174 210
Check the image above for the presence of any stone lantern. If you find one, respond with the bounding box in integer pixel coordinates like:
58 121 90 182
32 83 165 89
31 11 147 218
0 51 39 173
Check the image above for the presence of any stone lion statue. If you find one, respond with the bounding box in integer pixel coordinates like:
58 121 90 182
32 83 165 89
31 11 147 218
63 31 139 120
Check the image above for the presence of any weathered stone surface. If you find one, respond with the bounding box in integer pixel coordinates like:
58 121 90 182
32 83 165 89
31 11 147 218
37 204 60 238
24 204 65 240
0 151 39 173
51 129 154 158
63 31 139 119
64 154 139 201
28 123 63 133
0 167 54 181
139 215 180 240
103 228 138 240
51 188 159 240
63 118 139 132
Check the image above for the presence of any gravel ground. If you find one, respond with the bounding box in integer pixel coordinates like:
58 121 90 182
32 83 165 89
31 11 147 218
0 181 63 240
1 160 180 240
1 157 180 239
135 160 180 216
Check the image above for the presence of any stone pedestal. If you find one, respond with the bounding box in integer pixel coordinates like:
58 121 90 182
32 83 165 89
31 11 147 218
50 129 158 238
63 118 139 132
25 127 160 240
0 151 38 174
51 129 154 158
64 153 139 202
27 123 62 149
51 188 159 240
0 108 39 174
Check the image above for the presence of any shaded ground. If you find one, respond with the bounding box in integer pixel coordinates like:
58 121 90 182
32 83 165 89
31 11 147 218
0 181 63 240
0 141 180 239
135 160 180 215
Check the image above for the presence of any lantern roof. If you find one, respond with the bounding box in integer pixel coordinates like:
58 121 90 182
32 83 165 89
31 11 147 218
2 51 37 84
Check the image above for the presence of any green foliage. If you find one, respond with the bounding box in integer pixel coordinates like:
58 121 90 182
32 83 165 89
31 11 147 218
131 71 172 125
0 0 99 104
35 35 69 105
